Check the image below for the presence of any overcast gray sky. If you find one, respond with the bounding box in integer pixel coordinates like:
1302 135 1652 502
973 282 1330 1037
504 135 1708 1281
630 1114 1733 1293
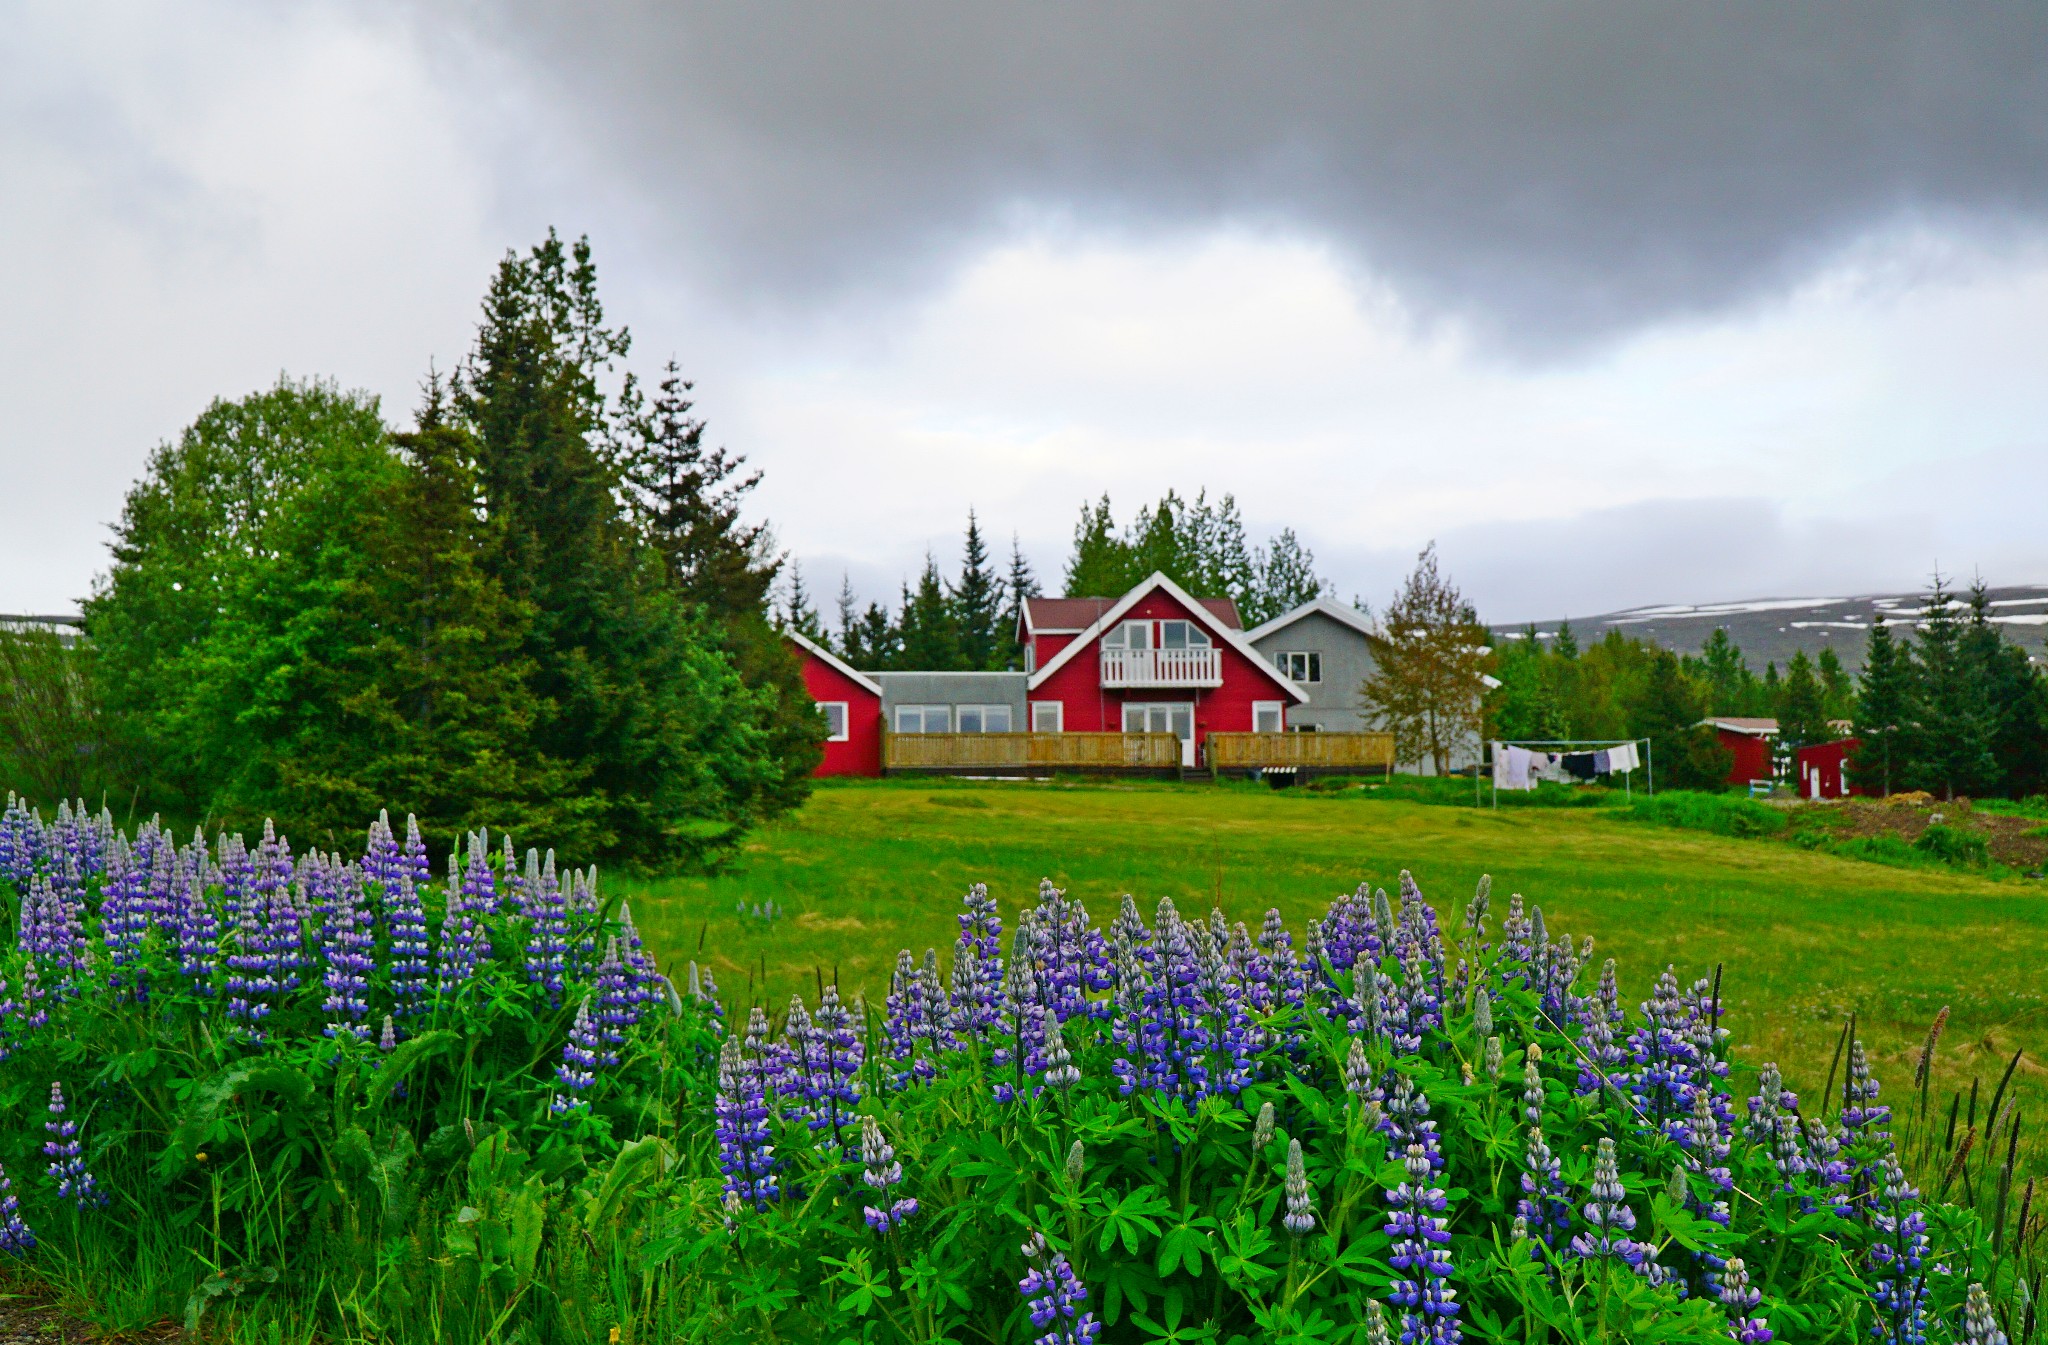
5 2 2046 624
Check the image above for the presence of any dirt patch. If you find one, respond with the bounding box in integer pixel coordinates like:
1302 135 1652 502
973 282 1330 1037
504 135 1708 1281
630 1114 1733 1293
0 1279 176 1343
1793 797 2048 871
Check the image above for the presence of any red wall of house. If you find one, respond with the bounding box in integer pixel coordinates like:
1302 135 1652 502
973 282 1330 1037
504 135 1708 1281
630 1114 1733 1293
1796 738 1862 799
1031 590 1294 746
1030 631 1079 670
798 653 883 777
1717 729 1775 787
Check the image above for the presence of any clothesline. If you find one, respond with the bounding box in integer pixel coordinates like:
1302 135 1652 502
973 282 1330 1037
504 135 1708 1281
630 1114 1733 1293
1488 737 1653 806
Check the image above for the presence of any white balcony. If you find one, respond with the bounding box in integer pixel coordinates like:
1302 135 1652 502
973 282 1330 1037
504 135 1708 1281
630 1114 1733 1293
1099 645 1222 688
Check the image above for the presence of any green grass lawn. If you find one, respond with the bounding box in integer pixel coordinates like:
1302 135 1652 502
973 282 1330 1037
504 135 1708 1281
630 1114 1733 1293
622 776 2048 1141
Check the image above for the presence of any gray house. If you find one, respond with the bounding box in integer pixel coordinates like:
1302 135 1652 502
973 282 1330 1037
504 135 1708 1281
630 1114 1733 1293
872 670 1029 735
1228 593 1376 728
1243 599 1377 732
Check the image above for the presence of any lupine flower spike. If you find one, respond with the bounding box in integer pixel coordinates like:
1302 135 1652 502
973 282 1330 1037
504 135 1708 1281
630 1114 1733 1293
0 1160 33 1255
1719 1257 1772 1343
1018 1232 1100 1345
859 1116 918 1233
43 1083 106 1210
1283 1138 1316 1235
1962 1282 2008 1345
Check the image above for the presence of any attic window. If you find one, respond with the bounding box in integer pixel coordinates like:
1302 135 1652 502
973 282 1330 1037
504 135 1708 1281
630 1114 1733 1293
1159 620 1210 650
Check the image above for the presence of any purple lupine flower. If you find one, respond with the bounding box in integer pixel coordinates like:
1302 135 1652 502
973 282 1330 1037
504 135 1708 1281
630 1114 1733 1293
1719 1257 1771 1343
593 936 637 1058
1802 1118 1855 1218
1249 907 1306 1014
1200 919 1262 1095
1026 879 1113 1023
223 862 282 1034
320 865 374 1039
1839 1039 1890 1142
521 849 570 1005
1283 1138 1316 1236
1569 1138 1646 1269
859 1115 918 1233
172 842 218 990
0 794 38 887
43 1083 105 1210
1867 1153 1930 1345
1019 1232 1101 1345
615 901 664 1013
1962 1282 2007 1345
434 845 489 999
362 811 401 892
379 1014 397 1054
0 973 19 1061
550 997 604 1114
948 884 1005 1040
1522 1044 1546 1125
994 917 1047 1103
1577 959 1628 1096
1744 1062 1800 1146
384 876 433 1021
400 814 431 887
1364 1300 1394 1345
714 1035 779 1210
1381 1073 1445 1174
567 865 601 980
1109 898 1216 1100
99 834 152 1000
1041 1008 1079 1092
1624 968 1708 1135
1343 1037 1375 1103
883 948 947 1085
1497 893 1534 986
1517 1127 1571 1250
18 960 45 1030
803 984 862 1151
1386 1141 1460 1343
0 1159 34 1255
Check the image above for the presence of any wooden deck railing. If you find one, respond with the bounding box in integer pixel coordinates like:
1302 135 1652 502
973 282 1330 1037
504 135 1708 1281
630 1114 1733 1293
1204 732 1395 770
883 731 1182 770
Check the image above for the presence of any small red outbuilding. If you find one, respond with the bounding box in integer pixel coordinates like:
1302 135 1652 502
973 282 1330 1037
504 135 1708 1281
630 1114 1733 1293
1702 717 1778 789
787 630 884 777
1795 737 1863 800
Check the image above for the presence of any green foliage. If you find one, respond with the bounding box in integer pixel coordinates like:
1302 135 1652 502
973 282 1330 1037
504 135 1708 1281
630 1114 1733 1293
1850 616 1912 798
85 377 402 826
1623 790 1787 838
1905 577 2000 801
0 628 120 806
1775 651 1831 750
1911 822 1990 868
1058 490 1330 624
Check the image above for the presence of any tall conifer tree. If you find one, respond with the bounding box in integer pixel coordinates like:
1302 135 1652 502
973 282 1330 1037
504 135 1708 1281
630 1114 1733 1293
949 512 1003 669
1849 614 1911 796
1906 575 1999 799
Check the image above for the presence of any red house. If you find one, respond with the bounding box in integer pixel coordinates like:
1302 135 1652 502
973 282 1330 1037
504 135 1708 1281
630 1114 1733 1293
1702 717 1778 789
1795 737 1863 800
1021 572 1308 765
787 630 884 778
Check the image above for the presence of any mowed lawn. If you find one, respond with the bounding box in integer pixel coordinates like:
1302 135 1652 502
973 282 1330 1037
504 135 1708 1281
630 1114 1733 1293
622 778 2048 1131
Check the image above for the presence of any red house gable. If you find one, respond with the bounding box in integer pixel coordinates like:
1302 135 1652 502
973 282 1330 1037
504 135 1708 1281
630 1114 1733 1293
1026 573 1303 747
787 631 884 777
1703 717 1777 788
1018 593 1244 674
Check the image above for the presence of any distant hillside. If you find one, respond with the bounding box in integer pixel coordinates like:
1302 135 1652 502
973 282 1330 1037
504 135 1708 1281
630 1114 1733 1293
1512 585 2048 672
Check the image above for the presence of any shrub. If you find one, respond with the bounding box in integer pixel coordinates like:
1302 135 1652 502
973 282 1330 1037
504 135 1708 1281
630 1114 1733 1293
1911 823 1990 868
0 795 2029 1343
1624 790 1788 838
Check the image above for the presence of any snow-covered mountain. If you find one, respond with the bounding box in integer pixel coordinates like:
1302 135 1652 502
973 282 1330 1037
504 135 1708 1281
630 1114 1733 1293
1513 585 2048 671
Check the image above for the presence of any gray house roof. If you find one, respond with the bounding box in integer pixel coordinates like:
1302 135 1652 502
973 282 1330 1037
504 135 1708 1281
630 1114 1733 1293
1244 597 1374 645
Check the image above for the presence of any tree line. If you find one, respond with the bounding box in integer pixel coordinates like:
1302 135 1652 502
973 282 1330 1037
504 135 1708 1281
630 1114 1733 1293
3 233 817 866
804 489 1333 672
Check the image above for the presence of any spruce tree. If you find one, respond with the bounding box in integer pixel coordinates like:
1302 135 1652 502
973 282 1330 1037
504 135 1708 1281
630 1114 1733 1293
1064 496 1131 597
1849 614 1911 796
1699 628 1748 714
1964 580 2048 796
1906 575 1999 799
1629 648 1733 790
1003 535 1041 664
845 602 900 670
1816 646 1854 720
1776 650 1831 750
1248 528 1328 626
836 574 860 655
782 562 824 640
454 232 792 864
896 556 961 670
949 511 1003 669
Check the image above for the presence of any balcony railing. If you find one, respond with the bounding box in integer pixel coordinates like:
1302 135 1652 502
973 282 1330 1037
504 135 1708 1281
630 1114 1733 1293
1205 732 1396 771
1099 646 1222 688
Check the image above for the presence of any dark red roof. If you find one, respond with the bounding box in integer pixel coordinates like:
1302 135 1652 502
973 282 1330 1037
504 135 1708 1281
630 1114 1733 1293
1024 593 1242 631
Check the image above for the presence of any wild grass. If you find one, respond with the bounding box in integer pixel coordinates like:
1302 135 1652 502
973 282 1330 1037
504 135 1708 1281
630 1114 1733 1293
624 777 2048 1170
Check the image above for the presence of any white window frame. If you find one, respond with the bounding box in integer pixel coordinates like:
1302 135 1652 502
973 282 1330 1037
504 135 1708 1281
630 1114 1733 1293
1031 701 1063 733
957 704 1014 734
1278 651 1322 683
1253 701 1285 733
1159 619 1211 650
817 701 850 742
894 705 951 734
1103 619 1152 650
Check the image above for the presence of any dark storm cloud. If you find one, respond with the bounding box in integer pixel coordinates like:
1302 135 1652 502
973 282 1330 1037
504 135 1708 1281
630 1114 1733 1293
447 2 2048 346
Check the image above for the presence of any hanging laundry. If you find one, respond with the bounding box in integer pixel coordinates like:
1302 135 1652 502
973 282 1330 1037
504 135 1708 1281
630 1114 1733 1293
1608 742 1640 773
1507 746 1534 790
1593 749 1612 774
1561 752 1597 781
1491 743 1511 790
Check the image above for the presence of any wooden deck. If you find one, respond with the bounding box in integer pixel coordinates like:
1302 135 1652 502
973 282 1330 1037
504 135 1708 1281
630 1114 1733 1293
882 731 1182 772
1204 732 1395 771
